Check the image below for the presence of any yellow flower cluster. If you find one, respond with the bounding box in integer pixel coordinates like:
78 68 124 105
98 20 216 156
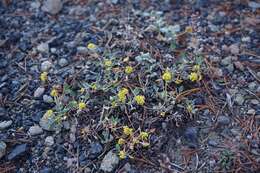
123 126 133 136
104 59 112 67
78 102 86 110
139 132 149 140
117 138 125 145
134 95 145 106
45 109 54 118
87 43 97 50
162 70 172 82
119 150 126 159
185 26 193 33
117 88 128 103
189 72 202 82
50 88 58 97
40 72 48 82
125 66 133 74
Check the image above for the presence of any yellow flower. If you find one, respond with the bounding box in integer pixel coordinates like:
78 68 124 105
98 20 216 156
45 109 54 117
123 126 133 136
185 26 193 33
111 101 117 108
78 102 86 110
134 95 145 106
119 150 126 159
117 88 128 103
40 72 48 82
160 112 166 117
87 43 97 50
189 72 202 82
139 132 149 140
104 59 112 67
50 89 58 97
162 70 172 82
125 66 133 74
117 138 125 145
141 142 150 147
192 64 200 72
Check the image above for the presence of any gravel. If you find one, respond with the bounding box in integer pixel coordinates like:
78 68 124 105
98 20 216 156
7 144 28 160
28 125 43 136
45 136 54 146
37 43 49 54
34 87 45 98
42 0 63 15
0 120 13 130
41 61 52 72
0 141 7 159
58 58 68 67
217 116 231 126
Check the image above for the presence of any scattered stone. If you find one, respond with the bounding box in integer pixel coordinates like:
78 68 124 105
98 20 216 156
0 120 13 130
213 67 223 77
88 142 103 159
235 94 245 105
241 36 251 42
234 61 244 71
248 1 260 10
229 44 239 55
77 46 88 54
217 116 230 126
28 125 43 136
251 99 259 105
41 61 52 72
7 144 28 160
45 136 54 146
42 0 63 15
0 141 7 159
184 127 198 148
58 58 68 67
208 139 218 147
221 56 232 66
43 94 53 103
31 1 41 9
100 151 119 172
34 87 45 98
226 64 234 73
248 82 257 91
247 109 256 115
37 43 49 53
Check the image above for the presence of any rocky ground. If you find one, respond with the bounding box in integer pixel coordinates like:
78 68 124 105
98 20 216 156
0 0 259 173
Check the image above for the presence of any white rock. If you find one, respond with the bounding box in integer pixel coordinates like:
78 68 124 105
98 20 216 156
229 44 239 55
45 136 54 146
37 43 49 53
28 125 43 136
42 0 63 15
77 46 88 54
34 87 45 98
41 61 52 72
43 94 53 103
100 151 119 172
58 58 68 67
0 120 13 130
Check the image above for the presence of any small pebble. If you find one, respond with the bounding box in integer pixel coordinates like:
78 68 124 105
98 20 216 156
45 136 54 146
217 116 230 126
0 141 7 159
0 120 13 130
58 58 68 67
34 87 45 98
43 95 53 103
41 61 52 72
28 125 43 136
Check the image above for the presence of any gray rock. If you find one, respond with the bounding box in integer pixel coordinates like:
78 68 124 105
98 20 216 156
42 0 63 15
248 1 260 10
251 99 259 105
45 136 54 146
41 61 52 72
229 44 239 55
248 82 257 91
0 141 6 159
58 58 68 67
226 64 234 73
221 56 232 66
88 142 103 159
43 94 53 103
241 36 251 42
34 87 45 98
234 61 244 71
8 144 28 160
28 125 43 136
100 151 119 172
208 139 218 147
235 94 244 105
77 46 88 54
184 127 198 148
37 43 49 53
0 120 13 130
217 116 230 126
31 1 41 9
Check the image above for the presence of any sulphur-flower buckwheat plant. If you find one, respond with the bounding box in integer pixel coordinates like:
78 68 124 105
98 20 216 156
119 150 126 159
189 72 202 82
117 138 125 145
117 88 129 103
78 102 86 110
